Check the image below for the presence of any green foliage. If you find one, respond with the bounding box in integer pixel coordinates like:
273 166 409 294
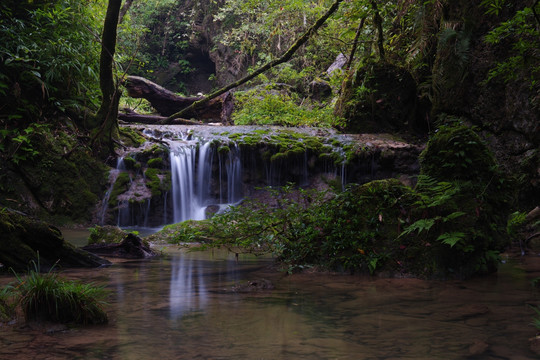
483 2 540 85
507 211 527 239
531 305 540 331
0 123 49 165
11 259 108 324
148 220 217 244
0 284 16 322
407 122 513 277
0 0 106 120
233 88 344 127
177 122 513 279
197 180 410 274
118 0 192 87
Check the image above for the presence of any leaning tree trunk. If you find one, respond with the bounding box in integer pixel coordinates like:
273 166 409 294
122 76 234 123
93 0 122 158
164 0 344 123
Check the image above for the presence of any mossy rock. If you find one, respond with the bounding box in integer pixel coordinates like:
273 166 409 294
411 122 513 277
123 156 137 170
87 225 128 245
109 172 131 207
420 120 498 182
119 126 146 147
144 168 162 196
146 220 216 244
3 128 109 223
147 157 164 168
0 209 110 272
334 61 417 133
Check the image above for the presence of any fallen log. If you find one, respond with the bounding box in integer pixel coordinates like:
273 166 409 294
118 109 202 125
123 76 233 123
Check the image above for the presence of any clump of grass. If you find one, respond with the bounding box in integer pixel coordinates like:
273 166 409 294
12 259 108 325
0 285 16 322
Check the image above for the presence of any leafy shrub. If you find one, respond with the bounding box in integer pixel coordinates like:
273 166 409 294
233 89 344 128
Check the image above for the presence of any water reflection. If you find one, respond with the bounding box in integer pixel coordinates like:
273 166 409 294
169 254 208 319
1 250 539 359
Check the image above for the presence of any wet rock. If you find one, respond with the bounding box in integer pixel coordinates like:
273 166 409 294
232 279 274 293
309 79 332 102
83 233 157 259
440 304 489 321
326 53 347 75
469 339 489 355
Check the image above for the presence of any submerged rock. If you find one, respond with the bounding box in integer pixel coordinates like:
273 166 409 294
0 209 110 272
232 279 274 293
83 233 157 259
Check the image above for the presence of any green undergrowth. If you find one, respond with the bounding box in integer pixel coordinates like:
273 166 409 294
161 122 513 279
146 220 218 244
233 89 344 128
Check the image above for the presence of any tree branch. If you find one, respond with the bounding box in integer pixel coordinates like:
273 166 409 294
163 0 344 124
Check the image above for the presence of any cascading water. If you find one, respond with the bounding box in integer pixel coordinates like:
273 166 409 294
100 126 374 229
169 140 243 223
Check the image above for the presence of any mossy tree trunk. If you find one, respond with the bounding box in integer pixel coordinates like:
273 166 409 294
93 0 122 158
370 0 385 61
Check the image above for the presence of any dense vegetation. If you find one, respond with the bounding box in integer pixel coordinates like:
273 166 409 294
0 0 538 282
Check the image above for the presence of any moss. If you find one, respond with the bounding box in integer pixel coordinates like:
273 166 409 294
141 144 169 159
334 60 417 133
147 157 163 168
109 172 131 207
420 120 497 182
2 127 109 223
123 156 137 169
144 168 162 196
146 219 216 244
88 225 127 245
218 145 231 154
119 127 146 147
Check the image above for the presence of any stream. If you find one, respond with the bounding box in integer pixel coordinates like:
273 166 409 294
1 237 540 359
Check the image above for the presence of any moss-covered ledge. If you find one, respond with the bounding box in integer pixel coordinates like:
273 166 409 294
0 208 110 272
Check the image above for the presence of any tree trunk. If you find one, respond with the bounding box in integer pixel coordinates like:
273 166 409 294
124 76 234 123
370 0 385 61
93 0 122 158
346 17 366 70
164 0 344 123
118 0 135 24
118 109 203 125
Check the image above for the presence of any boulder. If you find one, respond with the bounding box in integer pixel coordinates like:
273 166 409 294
334 61 418 133
0 209 110 272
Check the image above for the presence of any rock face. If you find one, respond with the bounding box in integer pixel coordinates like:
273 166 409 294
0 209 110 272
335 62 419 133
100 125 422 227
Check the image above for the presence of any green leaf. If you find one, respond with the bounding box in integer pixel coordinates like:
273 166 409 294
437 232 466 247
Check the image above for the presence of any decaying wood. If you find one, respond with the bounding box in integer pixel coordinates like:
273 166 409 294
164 0 344 123
123 76 233 123
118 109 202 125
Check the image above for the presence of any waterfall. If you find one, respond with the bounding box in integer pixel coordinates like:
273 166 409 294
101 126 358 228
169 140 242 223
